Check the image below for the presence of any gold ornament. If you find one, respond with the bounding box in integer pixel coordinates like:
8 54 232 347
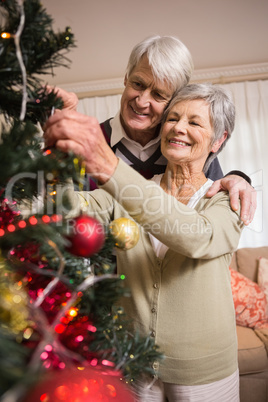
109 218 139 250
0 255 30 335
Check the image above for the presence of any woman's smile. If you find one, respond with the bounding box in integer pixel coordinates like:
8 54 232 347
168 138 191 147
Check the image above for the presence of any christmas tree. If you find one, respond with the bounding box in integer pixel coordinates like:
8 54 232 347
0 1 161 401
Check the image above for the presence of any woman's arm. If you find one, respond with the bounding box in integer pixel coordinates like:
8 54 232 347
101 159 244 259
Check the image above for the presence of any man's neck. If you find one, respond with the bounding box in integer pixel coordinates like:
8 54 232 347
120 117 160 147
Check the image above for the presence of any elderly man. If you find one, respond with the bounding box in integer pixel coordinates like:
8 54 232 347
45 35 256 225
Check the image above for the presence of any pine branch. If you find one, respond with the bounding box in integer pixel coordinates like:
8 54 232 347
0 0 75 123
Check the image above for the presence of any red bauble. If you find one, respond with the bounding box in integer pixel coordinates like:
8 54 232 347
66 215 105 257
26 366 135 402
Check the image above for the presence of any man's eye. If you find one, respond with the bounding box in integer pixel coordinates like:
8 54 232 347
132 81 142 89
154 92 166 101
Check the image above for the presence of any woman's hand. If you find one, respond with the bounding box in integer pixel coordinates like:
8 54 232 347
206 175 257 225
44 109 118 183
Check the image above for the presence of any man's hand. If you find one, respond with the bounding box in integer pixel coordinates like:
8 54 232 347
206 175 257 225
46 86 79 111
44 109 118 183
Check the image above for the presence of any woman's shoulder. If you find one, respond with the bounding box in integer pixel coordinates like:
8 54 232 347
197 190 230 207
196 190 241 219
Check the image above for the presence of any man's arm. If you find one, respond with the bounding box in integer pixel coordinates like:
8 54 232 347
206 158 251 184
206 175 256 226
205 158 256 225
225 169 251 184
206 157 223 181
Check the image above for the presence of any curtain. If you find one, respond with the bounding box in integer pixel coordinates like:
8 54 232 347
77 94 121 122
78 80 268 249
219 81 268 248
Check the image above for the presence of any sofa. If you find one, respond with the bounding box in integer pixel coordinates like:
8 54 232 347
230 246 268 402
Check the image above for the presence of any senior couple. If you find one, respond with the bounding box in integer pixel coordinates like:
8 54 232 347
44 36 255 401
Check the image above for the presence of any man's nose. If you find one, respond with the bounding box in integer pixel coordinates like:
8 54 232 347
136 89 151 107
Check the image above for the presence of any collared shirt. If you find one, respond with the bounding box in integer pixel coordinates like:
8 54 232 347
110 112 166 165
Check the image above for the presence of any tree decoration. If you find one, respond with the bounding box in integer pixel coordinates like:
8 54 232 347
0 254 31 335
0 0 75 123
109 218 139 250
66 215 106 257
0 1 163 400
25 366 136 402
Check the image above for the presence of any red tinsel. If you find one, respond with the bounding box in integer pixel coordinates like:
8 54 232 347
0 199 20 228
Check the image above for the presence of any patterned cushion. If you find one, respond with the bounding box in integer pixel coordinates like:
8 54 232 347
230 268 268 329
258 257 268 308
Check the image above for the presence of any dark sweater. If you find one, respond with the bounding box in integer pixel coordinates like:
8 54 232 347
84 118 249 190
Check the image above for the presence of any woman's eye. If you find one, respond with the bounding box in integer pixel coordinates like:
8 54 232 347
190 121 200 126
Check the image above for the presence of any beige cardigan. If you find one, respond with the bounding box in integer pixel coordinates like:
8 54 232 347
68 159 244 385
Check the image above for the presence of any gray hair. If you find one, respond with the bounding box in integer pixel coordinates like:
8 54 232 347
125 35 194 94
161 83 235 173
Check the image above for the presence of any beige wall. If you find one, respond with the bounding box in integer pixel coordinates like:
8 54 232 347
41 0 268 92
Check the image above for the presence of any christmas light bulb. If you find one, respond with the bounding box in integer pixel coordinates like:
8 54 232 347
1 32 11 39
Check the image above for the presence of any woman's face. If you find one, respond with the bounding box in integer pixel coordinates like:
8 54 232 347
161 99 223 169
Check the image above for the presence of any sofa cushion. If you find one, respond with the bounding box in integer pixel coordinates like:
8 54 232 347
258 257 268 308
229 252 238 272
255 327 268 355
234 247 268 282
230 268 268 329
237 325 268 375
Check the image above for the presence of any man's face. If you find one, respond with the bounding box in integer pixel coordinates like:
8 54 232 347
120 56 174 144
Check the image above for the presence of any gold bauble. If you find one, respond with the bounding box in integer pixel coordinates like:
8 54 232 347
0 255 30 335
109 218 139 250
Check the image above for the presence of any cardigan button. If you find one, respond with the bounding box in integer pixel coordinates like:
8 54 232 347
153 283 158 289
151 331 156 337
151 307 156 313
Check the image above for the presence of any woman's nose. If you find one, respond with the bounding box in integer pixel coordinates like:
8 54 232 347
174 119 187 133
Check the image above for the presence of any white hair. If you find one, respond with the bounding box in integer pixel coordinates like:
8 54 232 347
161 83 235 173
125 35 194 94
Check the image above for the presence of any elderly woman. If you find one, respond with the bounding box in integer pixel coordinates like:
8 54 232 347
46 83 243 401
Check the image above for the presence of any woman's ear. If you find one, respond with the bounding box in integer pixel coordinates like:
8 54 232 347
211 131 228 153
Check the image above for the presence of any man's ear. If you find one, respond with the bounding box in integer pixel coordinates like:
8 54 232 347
211 131 228 153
